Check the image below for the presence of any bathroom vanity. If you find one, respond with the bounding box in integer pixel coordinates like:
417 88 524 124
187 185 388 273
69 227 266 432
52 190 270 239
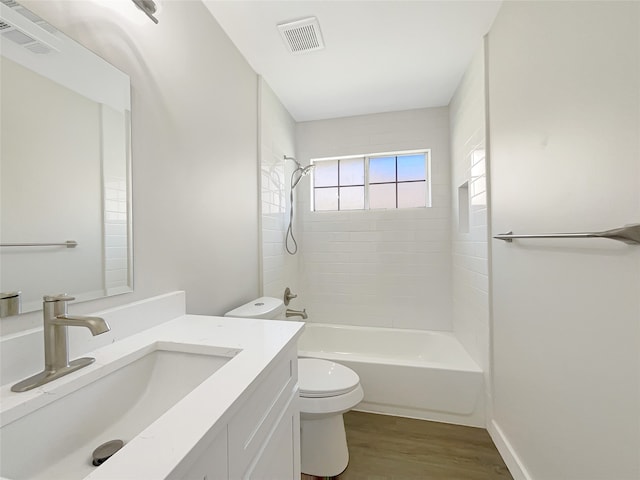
0 292 304 480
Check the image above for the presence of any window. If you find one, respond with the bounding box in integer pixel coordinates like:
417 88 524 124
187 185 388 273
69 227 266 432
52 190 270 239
312 150 430 211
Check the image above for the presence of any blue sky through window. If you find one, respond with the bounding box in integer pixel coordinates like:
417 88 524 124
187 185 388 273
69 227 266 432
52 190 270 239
369 156 396 183
397 154 426 181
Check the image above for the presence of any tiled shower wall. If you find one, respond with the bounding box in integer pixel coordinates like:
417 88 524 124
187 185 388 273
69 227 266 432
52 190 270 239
102 105 131 296
449 46 489 375
259 79 299 299
295 108 452 330
103 175 129 294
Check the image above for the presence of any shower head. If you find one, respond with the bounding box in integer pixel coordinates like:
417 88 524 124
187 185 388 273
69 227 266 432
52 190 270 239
291 163 315 189
300 164 315 176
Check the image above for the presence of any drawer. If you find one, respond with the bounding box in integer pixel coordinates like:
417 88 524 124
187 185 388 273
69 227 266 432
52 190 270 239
228 347 298 478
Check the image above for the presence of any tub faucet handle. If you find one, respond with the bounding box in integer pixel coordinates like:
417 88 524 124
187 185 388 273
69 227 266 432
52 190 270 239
284 287 297 306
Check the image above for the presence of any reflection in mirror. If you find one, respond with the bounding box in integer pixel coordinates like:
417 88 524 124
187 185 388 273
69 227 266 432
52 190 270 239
0 1 133 316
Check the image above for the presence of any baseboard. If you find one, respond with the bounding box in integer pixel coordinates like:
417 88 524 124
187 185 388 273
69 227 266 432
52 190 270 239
488 419 533 480
354 401 485 428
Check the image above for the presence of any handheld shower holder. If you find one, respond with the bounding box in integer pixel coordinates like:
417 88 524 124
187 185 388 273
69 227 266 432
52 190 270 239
284 155 315 255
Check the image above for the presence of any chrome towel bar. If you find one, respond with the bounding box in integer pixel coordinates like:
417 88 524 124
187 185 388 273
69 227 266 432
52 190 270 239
494 224 640 245
0 240 78 248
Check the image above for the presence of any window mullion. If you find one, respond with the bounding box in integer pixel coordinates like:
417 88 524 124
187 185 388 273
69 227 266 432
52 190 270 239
337 159 341 211
395 155 399 208
364 156 370 209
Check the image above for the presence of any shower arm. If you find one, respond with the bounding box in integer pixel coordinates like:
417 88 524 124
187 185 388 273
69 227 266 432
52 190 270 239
284 155 302 169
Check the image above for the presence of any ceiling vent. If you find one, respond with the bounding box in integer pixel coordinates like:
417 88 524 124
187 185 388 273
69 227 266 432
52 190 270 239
1 0 57 35
0 16 55 54
277 17 324 54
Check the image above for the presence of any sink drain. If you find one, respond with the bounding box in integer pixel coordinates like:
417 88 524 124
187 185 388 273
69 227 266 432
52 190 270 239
92 439 124 466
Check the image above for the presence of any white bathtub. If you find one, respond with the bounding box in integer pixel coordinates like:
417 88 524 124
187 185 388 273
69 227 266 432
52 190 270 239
297 322 485 427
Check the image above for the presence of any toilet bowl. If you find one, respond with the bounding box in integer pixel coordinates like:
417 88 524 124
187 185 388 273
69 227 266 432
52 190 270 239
225 297 364 477
298 357 364 476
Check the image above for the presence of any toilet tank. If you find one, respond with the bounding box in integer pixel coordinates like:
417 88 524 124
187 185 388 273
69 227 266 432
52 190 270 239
224 297 285 319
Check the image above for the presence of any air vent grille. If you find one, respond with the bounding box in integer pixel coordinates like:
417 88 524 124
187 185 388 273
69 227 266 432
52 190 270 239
3 27 34 45
25 42 52 54
1 0 57 35
0 17 56 54
277 17 324 54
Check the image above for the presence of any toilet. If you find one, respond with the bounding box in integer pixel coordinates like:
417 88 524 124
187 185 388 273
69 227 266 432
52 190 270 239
225 297 364 478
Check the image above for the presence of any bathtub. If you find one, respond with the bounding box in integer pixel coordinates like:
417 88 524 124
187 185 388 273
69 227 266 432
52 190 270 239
297 322 485 427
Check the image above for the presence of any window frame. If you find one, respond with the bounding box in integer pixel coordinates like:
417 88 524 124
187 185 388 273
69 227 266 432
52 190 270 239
310 149 432 212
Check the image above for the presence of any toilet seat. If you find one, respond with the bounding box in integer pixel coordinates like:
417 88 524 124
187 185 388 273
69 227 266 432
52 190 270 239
298 358 360 398
299 383 364 416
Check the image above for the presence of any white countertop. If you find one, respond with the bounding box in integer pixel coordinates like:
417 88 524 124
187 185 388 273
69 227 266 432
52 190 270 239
0 312 304 480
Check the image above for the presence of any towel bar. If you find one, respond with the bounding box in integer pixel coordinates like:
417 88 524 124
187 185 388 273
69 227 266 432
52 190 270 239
494 224 640 245
0 240 78 248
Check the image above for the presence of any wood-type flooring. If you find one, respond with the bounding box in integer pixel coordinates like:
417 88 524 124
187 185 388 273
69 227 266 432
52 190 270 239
303 411 513 480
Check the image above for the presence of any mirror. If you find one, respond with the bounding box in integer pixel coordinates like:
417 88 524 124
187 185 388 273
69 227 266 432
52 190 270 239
0 1 133 316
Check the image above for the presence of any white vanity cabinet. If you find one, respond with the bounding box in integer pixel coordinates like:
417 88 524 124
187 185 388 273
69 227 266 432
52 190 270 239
180 430 229 480
177 344 300 480
0 294 304 480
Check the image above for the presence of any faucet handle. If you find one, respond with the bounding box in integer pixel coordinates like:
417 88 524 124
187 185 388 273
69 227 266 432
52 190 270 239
284 287 297 306
43 294 75 316
44 294 76 303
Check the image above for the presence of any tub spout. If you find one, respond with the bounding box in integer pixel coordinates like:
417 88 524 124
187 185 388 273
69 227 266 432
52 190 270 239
286 308 307 320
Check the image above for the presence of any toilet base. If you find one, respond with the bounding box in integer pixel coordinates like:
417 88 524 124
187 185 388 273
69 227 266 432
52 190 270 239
300 413 349 477
301 474 340 480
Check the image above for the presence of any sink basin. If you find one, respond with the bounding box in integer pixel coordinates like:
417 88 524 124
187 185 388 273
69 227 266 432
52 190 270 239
0 342 239 480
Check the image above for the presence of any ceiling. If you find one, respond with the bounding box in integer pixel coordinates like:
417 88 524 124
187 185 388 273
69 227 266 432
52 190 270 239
203 1 502 122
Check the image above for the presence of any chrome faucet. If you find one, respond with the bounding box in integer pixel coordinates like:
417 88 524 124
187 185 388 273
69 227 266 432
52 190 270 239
285 308 308 320
11 294 110 392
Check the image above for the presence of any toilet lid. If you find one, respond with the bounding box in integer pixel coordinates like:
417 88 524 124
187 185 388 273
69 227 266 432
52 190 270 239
298 358 360 398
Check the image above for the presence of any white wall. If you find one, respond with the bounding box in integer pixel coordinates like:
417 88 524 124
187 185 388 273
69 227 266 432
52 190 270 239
4 0 260 333
449 45 490 393
295 108 452 330
488 2 640 479
259 78 299 300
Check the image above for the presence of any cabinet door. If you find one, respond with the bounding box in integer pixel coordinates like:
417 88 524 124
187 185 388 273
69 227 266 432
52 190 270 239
181 430 228 480
228 349 298 479
245 398 299 480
